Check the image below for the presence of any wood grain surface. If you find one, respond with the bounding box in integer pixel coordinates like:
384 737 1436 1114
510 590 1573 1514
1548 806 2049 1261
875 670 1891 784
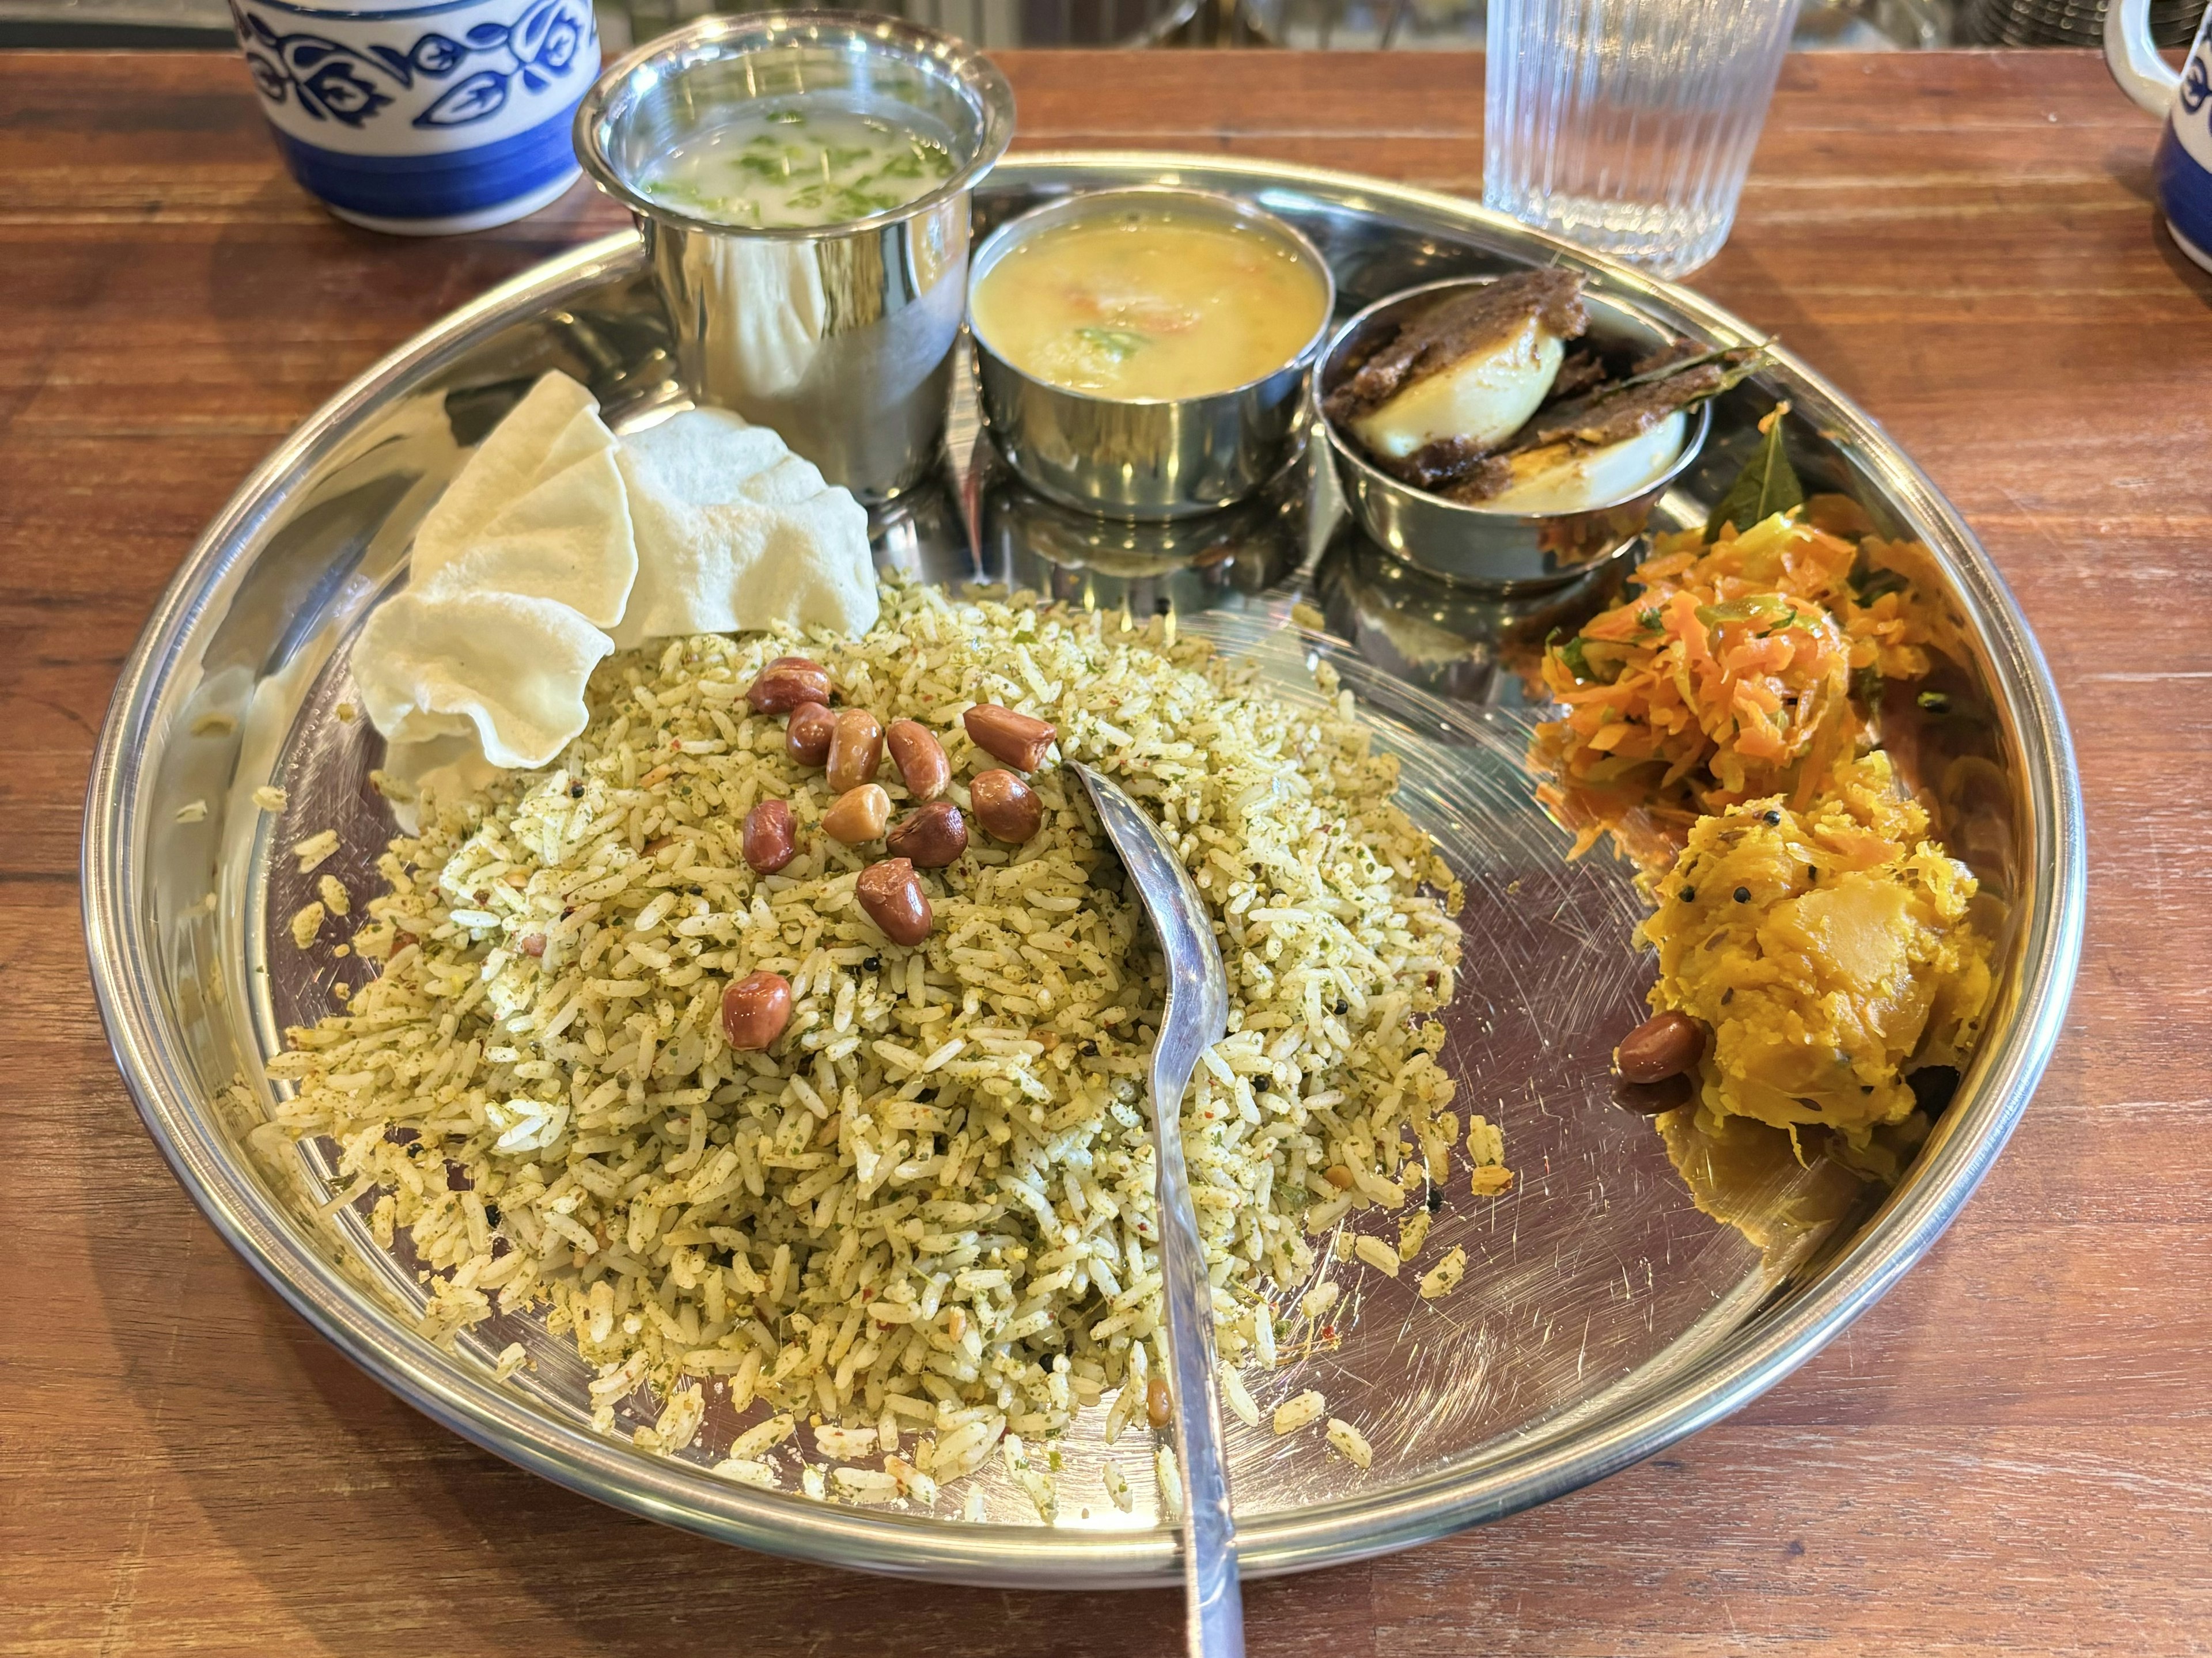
2 45 2207 1657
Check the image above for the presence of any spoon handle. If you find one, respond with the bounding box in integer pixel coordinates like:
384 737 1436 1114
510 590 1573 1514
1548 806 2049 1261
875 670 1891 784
1152 1038 1246 1658
1070 765 1242 1658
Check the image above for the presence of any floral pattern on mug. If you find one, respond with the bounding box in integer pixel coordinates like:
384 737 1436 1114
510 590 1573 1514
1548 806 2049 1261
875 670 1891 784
2183 54 2209 116
228 0 594 131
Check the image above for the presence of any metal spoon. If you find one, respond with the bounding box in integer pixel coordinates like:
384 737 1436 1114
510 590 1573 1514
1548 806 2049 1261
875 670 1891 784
1070 762 1243 1658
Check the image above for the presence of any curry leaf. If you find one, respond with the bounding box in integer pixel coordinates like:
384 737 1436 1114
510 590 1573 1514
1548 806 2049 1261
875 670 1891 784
1706 403 1804 538
1851 566 1911 603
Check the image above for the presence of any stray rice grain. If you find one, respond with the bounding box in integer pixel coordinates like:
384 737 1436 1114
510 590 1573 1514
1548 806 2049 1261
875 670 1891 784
291 829 340 874
1325 1417 1373 1469
1419 1245 1469 1300
1218 1361 1260 1428
1274 1390 1327 1436
715 1458 780 1490
1354 1235 1400 1277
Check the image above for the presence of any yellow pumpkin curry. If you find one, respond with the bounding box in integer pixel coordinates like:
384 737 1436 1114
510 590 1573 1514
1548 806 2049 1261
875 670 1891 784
1638 752 1993 1152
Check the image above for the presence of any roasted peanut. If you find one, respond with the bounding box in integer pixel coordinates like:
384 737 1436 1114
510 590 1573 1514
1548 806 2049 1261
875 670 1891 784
821 783 891 845
826 708 885 792
785 700 835 768
747 656 831 714
856 858 933 946
1613 1010 1706 1084
1145 1373 1173 1429
721 970 793 1050
884 718 950 800
742 798 797 873
887 800 967 868
969 768 1043 842
963 703 1057 771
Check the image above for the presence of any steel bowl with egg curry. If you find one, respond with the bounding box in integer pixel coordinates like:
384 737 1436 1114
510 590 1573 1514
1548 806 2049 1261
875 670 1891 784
1319 270 1761 515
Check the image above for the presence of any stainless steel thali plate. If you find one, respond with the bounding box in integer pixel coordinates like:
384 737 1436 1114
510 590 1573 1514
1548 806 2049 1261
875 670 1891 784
83 154 2085 1587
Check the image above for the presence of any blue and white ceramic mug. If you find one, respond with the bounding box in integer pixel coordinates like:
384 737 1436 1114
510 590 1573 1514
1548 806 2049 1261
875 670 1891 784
2107 0 2212 272
228 0 598 234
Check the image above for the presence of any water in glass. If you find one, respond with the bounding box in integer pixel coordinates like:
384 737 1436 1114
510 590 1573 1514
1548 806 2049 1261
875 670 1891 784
1484 0 1796 277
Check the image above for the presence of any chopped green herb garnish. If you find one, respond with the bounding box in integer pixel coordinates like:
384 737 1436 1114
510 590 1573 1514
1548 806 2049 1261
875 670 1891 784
641 109 960 227
1075 326 1149 362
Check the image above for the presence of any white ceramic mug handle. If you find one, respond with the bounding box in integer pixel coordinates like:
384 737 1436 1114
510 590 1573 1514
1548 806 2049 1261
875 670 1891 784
2105 0 2181 118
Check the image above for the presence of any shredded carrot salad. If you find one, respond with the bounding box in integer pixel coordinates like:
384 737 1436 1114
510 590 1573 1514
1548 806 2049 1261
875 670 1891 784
1527 492 1994 1177
1532 509 1948 862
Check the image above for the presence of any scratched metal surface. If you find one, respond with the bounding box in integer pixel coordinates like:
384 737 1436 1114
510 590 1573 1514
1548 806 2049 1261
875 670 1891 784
89 157 2078 1584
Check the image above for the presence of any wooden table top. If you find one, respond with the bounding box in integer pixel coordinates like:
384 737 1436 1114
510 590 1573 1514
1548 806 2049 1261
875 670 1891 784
3 44 2205 1657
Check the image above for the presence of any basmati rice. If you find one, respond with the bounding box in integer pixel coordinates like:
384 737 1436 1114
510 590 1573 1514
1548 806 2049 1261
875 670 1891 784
268 580 1482 1490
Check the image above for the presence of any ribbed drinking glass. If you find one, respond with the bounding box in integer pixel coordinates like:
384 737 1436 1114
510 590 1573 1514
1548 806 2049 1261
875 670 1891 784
1484 0 1796 277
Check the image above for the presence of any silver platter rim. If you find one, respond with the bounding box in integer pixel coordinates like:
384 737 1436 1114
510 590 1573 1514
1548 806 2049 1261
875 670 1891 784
82 151 2087 1587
